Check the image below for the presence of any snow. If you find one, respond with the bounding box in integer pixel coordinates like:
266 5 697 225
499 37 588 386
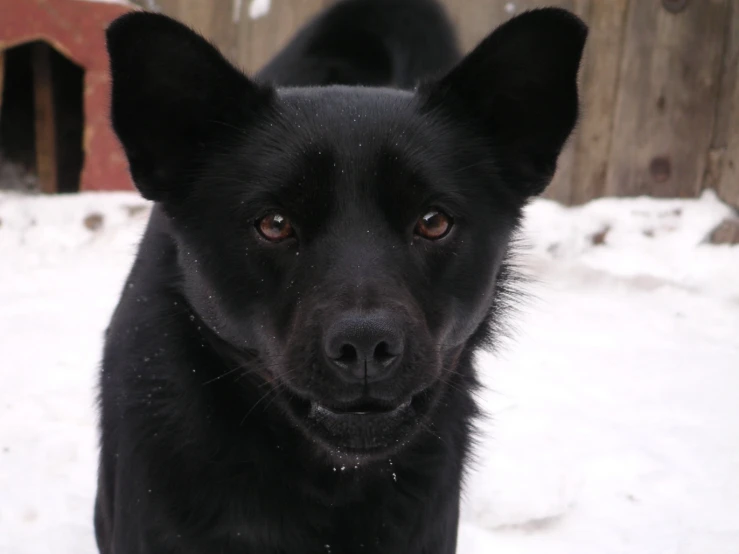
248 0 271 20
1 190 738 553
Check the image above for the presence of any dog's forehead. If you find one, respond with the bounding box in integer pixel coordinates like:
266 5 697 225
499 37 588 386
276 86 420 146
256 86 440 200
277 85 415 112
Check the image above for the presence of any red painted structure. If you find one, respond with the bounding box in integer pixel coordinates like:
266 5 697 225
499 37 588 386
0 0 136 191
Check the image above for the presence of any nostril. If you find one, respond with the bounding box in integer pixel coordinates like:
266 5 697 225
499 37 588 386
336 343 358 366
373 341 397 367
323 312 404 379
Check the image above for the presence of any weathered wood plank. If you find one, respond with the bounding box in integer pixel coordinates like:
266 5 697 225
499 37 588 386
569 0 630 205
439 0 504 54
153 0 179 16
237 0 327 74
175 0 214 37
705 0 739 209
606 0 728 199
32 42 58 195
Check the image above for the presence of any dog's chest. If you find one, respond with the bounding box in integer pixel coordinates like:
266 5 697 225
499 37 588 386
216 466 448 554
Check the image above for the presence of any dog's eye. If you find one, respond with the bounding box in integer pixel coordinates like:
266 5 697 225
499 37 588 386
257 213 294 242
415 210 452 240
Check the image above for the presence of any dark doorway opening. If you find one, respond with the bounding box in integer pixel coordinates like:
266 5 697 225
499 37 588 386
0 41 85 193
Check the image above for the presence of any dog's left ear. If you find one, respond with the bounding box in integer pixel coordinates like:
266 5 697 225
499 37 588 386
106 12 273 202
420 8 587 198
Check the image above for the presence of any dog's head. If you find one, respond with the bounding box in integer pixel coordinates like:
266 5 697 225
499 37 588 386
106 9 586 458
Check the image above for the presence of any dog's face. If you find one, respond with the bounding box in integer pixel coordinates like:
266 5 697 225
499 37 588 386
106 10 586 458
160 89 524 456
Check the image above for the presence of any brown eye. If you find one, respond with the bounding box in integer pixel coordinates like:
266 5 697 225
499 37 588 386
415 210 453 240
257 213 294 242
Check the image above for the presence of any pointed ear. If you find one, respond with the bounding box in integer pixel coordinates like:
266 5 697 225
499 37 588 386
106 13 273 201
420 8 587 198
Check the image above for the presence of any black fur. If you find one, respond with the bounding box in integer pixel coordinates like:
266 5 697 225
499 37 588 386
95 1 587 553
258 0 460 87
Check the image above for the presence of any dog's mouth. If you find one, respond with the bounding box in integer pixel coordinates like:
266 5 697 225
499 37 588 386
311 397 412 417
283 388 438 457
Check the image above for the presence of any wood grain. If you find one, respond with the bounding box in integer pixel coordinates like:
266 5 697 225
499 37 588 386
569 0 630 205
606 0 729 199
706 0 739 208
32 42 58 194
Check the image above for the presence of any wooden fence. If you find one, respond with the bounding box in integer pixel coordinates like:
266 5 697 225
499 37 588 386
155 0 739 210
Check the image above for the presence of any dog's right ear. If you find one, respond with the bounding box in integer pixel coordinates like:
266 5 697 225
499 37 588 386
106 12 273 201
419 8 587 199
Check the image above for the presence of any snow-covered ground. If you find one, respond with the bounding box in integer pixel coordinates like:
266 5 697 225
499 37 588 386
0 190 737 553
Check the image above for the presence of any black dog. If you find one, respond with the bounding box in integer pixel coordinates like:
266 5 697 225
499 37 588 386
95 1 586 552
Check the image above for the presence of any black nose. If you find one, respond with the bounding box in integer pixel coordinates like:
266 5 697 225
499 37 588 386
323 312 404 382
